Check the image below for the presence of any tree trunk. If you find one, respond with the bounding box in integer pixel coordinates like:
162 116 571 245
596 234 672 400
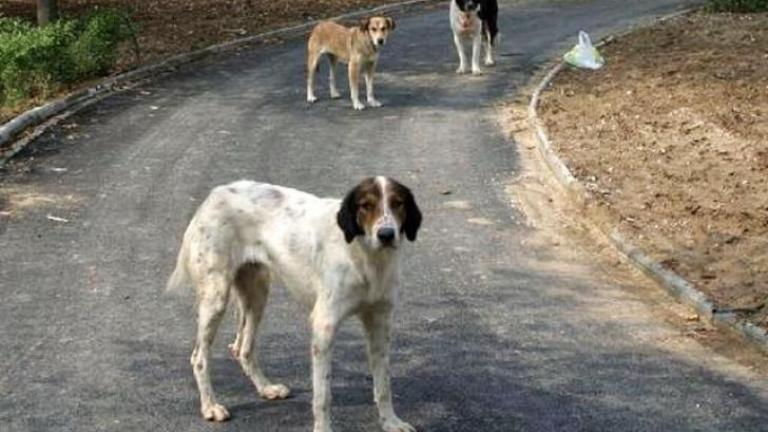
37 0 59 26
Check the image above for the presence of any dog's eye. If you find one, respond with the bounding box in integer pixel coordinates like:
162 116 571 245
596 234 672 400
390 200 403 209
360 202 375 212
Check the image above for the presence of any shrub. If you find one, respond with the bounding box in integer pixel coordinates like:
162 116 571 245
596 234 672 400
0 10 135 107
0 19 78 104
70 9 135 77
0 16 32 35
707 0 768 12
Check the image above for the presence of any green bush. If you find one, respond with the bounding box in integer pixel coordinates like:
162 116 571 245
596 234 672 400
70 10 135 77
0 10 135 106
0 19 78 104
707 0 768 12
0 16 32 35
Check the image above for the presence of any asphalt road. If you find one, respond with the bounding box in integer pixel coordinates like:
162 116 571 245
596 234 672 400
2 0 767 431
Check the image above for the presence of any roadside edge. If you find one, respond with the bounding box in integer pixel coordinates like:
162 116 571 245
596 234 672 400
526 9 768 355
0 0 438 164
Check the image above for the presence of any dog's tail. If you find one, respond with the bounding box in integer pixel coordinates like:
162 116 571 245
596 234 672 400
166 235 191 294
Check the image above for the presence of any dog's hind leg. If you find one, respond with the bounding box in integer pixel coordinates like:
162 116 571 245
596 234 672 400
307 51 322 103
482 19 497 66
191 274 231 422
233 263 290 400
228 294 246 358
327 54 341 99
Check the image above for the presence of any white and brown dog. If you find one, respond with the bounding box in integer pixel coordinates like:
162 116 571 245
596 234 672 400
306 16 395 110
168 177 421 432
450 0 498 74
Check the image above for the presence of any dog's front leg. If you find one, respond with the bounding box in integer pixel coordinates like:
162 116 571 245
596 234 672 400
362 307 416 432
471 29 482 75
311 306 341 432
364 62 382 108
453 33 468 74
348 59 366 110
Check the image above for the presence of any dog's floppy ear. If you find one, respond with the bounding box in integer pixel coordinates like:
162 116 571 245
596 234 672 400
337 187 363 243
399 184 422 242
360 17 371 31
386 17 396 30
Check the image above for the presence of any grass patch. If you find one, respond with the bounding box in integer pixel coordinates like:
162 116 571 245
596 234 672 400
0 9 135 107
707 0 768 12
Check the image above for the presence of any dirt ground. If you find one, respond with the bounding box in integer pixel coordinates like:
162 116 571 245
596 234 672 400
1 0 407 65
0 0 405 122
538 12 768 329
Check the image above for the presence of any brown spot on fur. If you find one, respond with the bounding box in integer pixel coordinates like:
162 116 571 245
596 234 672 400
338 177 421 243
355 177 413 234
352 177 383 235
387 180 412 228
387 178 422 241
263 188 283 200
251 187 284 206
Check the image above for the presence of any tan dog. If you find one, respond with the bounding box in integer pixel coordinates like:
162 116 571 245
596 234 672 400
306 16 395 110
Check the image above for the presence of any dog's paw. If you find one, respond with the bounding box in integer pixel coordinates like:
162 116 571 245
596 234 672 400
260 383 290 400
471 67 483 75
201 403 230 422
352 101 366 111
227 343 239 359
456 66 468 74
484 58 496 67
313 423 334 432
382 417 416 432
367 99 383 108
330 91 342 99
307 95 318 104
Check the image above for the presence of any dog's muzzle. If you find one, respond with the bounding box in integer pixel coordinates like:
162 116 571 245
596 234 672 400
377 227 396 246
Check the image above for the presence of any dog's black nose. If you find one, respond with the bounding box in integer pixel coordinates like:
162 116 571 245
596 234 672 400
377 227 396 244
377 38 385 45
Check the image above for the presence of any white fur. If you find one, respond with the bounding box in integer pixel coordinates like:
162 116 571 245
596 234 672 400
450 0 496 74
168 179 416 432
450 0 482 74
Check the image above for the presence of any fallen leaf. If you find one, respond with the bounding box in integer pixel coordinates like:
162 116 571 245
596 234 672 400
46 214 69 223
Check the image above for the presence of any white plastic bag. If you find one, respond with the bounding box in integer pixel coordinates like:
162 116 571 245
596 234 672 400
563 31 605 70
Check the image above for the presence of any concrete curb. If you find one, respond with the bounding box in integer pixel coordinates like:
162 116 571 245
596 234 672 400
527 10 768 355
0 0 438 165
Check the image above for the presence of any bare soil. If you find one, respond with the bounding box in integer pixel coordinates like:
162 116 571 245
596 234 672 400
539 12 768 329
0 0 406 122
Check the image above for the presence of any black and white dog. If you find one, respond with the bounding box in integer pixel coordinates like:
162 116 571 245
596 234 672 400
449 0 498 74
